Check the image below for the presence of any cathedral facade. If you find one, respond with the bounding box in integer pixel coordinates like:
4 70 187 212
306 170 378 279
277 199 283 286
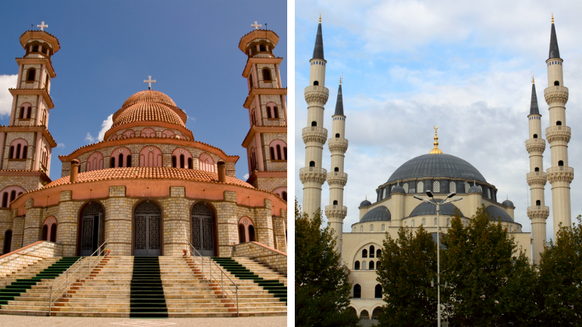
299 18 572 320
0 25 287 258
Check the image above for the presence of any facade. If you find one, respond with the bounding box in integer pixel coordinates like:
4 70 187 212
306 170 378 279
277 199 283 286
300 18 572 320
0 26 287 257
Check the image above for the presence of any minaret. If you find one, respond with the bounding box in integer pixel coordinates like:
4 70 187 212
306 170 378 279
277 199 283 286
325 80 348 251
526 77 549 263
544 16 574 237
238 23 287 198
299 16 329 217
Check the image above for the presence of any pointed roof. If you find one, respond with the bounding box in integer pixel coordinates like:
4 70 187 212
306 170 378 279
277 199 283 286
334 81 344 116
312 19 324 60
530 79 540 115
549 18 561 59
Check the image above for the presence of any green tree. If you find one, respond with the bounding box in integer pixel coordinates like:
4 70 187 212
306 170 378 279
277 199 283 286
376 226 437 327
295 201 359 327
441 205 538 326
538 216 582 325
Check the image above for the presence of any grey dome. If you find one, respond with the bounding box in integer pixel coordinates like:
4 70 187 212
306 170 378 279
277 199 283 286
485 206 513 222
409 199 463 217
361 206 391 222
387 154 486 183
502 199 515 208
392 185 405 194
468 185 482 193
359 199 372 207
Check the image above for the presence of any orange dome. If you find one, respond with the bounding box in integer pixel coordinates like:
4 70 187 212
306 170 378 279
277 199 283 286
112 102 185 128
122 90 177 109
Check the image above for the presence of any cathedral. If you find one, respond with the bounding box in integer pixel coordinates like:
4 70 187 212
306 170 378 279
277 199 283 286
0 23 287 258
299 18 573 320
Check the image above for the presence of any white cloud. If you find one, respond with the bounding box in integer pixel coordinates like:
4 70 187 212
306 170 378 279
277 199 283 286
57 143 65 149
85 132 96 143
243 173 249 180
97 114 113 141
0 75 17 116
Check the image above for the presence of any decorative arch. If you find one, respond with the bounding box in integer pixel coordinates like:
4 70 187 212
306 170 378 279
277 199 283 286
360 309 370 319
269 140 287 160
134 201 162 256
372 306 382 319
238 217 255 243
191 202 216 256
19 103 32 119
171 148 193 169
122 129 135 139
86 152 104 172
139 146 162 167
199 153 214 172
110 147 132 168
265 102 279 119
109 134 118 141
272 187 287 202
162 129 175 138
9 139 28 159
79 202 105 256
140 128 156 138
42 216 58 242
0 185 26 208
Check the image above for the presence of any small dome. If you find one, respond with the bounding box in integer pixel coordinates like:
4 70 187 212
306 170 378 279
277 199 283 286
112 102 185 128
392 185 405 194
122 90 177 109
502 199 515 207
361 206 391 222
468 185 482 193
359 199 372 207
409 200 463 217
485 206 513 222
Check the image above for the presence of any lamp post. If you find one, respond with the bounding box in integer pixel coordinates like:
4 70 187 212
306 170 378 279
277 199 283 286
413 191 462 327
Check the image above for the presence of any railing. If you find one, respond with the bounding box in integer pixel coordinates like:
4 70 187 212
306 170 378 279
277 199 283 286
0 241 63 289
185 240 239 317
47 239 109 316
299 167 327 175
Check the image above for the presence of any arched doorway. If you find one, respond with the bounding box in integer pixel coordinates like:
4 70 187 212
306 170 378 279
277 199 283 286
134 202 162 256
80 202 104 256
3 230 12 254
191 203 215 256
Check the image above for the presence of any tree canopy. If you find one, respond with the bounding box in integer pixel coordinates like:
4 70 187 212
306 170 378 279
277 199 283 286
295 201 359 327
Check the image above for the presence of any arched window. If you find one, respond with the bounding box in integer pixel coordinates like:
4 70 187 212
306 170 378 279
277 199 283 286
273 106 278 118
361 310 370 319
2 193 8 207
199 153 214 172
139 146 163 167
188 158 193 170
282 191 287 201
9 191 15 202
3 230 12 254
162 130 175 138
354 284 361 298
433 181 440 192
122 130 135 138
311 121 317 127
180 154 185 168
9 139 28 159
422 218 426 226
334 167 339 172
557 121 562 126
450 181 456 193
250 148 257 171
140 128 156 138
259 44 266 52
22 146 27 159
20 106 25 119
381 224 385 231
172 156 177 168
42 217 57 243
276 145 282 160
118 153 124 167
376 249 381 257
16 144 21 159
417 181 424 193
412 219 415 227
238 217 255 244
270 147 275 160
27 68 36 82
554 81 560 86
266 105 272 118
558 160 564 167
369 261 375 270
8 146 13 159
273 187 287 202
110 147 131 168
262 68 271 81
403 183 409 193
110 157 115 168
369 245 375 258
536 200 541 206
86 152 104 172
309 161 315 167
375 285 382 298
535 167 540 172
362 249 368 258
313 81 319 86
333 200 338 205
126 155 132 167
172 148 193 169
354 261 360 270
533 134 538 138
335 133 340 138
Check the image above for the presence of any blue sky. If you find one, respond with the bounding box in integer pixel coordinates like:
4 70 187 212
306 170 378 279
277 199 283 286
295 0 582 240
0 0 287 181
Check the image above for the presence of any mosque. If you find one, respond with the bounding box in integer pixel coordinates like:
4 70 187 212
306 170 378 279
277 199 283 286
299 18 573 320
0 23 287 258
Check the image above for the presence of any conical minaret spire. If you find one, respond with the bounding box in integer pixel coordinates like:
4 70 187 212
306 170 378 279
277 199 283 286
544 16 573 240
300 17 329 217
526 78 548 263
326 80 349 252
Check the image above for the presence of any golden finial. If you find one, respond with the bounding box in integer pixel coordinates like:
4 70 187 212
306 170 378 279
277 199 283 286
339 76 342 85
319 14 322 23
552 14 554 24
429 125 443 154
532 73 535 84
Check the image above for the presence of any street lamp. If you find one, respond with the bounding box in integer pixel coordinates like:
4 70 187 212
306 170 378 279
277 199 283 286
413 191 462 327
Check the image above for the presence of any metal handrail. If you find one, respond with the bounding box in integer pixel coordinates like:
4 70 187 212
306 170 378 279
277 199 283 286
185 239 239 317
47 239 109 316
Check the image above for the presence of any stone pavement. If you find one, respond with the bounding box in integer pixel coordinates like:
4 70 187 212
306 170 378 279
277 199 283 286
0 315 288 327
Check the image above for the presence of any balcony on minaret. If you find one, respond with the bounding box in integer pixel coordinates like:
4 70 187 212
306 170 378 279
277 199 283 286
328 138 349 153
325 205 348 219
299 166 327 184
527 205 550 219
304 85 329 104
327 171 348 186
545 125 571 143
526 171 547 186
546 166 574 184
544 85 569 104
525 138 546 153
302 126 328 144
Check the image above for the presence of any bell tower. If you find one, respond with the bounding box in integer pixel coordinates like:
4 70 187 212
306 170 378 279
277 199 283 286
239 22 287 200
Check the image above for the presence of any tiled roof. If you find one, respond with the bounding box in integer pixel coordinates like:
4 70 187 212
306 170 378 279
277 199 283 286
112 102 185 128
122 90 177 109
42 167 253 189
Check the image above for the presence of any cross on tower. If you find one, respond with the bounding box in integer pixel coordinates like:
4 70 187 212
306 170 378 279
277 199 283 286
37 21 48 31
251 21 262 30
144 76 156 90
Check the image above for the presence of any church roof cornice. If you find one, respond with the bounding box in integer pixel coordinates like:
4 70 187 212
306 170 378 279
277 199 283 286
15 57 56 78
238 29 280 53
0 125 57 147
9 88 54 109
243 87 287 108
241 57 284 78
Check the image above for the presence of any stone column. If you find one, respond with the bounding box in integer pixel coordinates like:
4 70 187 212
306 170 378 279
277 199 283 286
254 198 274 248
22 198 42 246
56 190 82 256
163 186 189 256
104 186 133 256
215 191 239 257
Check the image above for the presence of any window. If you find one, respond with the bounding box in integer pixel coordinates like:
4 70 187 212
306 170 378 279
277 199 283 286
259 44 266 52
433 181 440 192
362 249 368 258
333 200 338 205
334 167 339 172
376 249 381 257
354 261 360 270
535 167 540 172
375 284 382 298
554 81 560 86
311 121 317 127
180 154 185 168
422 218 426 226
381 224 385 231
536 200 541 206
335 133 340 138
434 218 437 226
369 245 375 258
369 224 373 232
533 134 538 138
126 155 132 167
27 68 36 82
313 81 319 86
558 160 564 167
417 181 424 193
361 261 366 270
199 153 214 172
412 219 415 227
360 226 363 232
556 121 562 126
369 261 375 270
447 218 451 227
262 68 271 81
353 285 361 298
450 181 456 193
403 183 409 193
309 161 315 167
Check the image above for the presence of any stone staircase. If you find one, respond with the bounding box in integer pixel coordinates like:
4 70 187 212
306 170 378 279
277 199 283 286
233 257 287 286
0 255 287 317
0 257 61 289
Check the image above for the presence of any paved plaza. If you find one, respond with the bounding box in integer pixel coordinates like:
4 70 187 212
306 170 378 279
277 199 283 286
0 315 287 327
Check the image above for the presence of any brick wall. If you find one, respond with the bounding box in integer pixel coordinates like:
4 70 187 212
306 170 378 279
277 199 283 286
0 240 62 279
233 241 286 276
